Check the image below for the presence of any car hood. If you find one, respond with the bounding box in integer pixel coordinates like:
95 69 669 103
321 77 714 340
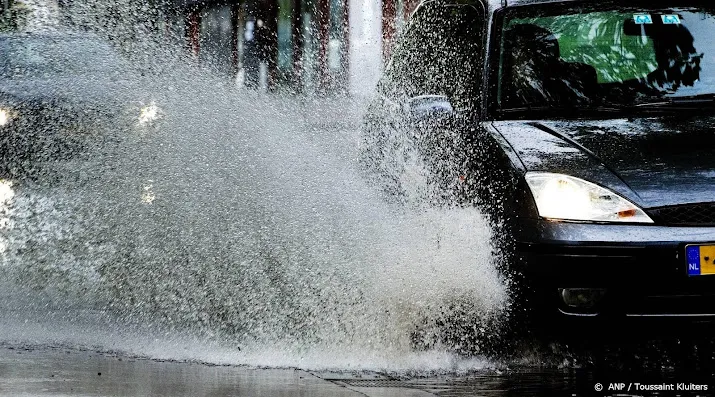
493 117 715 208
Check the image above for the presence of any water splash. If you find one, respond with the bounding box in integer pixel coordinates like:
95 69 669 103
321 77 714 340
0 0 509 374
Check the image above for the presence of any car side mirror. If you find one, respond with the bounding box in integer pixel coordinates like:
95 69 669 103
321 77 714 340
405 95 454 122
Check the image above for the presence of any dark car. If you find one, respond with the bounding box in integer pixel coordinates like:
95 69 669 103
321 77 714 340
360 0 715 334
0 31 163 178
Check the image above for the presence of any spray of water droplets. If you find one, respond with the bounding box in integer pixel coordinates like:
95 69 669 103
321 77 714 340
0 0 511 374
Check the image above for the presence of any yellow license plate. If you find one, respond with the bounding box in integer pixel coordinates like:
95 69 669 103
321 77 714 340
686 245 715 276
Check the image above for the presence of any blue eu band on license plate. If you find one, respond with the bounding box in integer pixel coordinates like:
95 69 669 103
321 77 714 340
686 245 715 276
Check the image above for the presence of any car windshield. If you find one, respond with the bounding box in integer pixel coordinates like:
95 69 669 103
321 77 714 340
0 36 128 79
498 6 715 113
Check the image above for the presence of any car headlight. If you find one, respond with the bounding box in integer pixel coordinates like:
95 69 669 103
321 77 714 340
525 172 653 223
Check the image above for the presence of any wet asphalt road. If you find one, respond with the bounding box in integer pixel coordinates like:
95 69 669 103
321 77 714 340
2 344 715 397
0 345 576 397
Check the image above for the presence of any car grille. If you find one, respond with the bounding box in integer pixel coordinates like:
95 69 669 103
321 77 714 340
649 203 715 226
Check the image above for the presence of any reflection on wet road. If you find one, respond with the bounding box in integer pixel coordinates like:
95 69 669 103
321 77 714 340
0 345 631 397
2 342 715 397
0 346 360 397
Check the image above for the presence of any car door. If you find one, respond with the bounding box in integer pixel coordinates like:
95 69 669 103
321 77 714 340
360 0 486 205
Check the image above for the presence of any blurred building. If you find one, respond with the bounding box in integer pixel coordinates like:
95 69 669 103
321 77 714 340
168 0 348 94
168 0 417 96
3 0 416 96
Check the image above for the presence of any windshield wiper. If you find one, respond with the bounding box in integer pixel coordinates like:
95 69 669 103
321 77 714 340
499 105 631 117
635 94 715 108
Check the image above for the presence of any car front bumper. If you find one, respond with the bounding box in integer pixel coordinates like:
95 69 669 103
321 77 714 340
516 220 715 320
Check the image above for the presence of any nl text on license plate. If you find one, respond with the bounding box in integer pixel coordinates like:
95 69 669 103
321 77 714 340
686 244 715 276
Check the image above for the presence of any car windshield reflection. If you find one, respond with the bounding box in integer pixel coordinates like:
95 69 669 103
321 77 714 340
498 7 715 113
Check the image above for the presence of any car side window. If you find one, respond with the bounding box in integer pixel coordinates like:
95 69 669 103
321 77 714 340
382 1 484 110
